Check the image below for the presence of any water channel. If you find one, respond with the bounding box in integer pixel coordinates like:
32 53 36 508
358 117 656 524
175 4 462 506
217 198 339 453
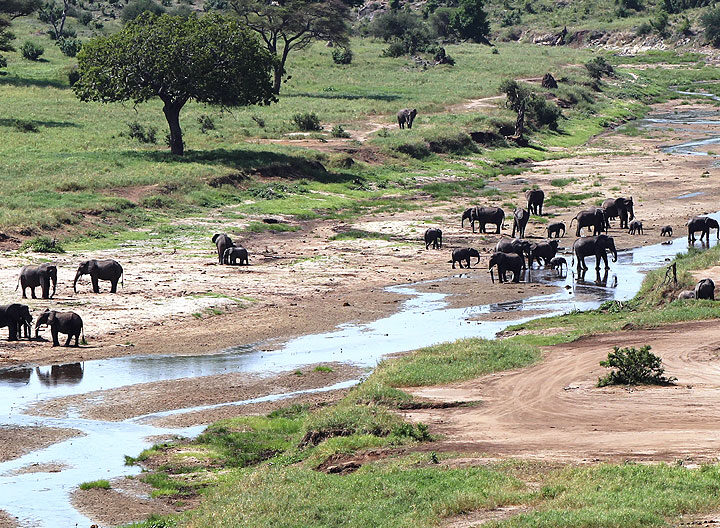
1 110 719 526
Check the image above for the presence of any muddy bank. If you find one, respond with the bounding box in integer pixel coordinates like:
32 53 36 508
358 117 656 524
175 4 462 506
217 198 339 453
28 362 363 422
9 463 68 476
0 426 81 463
0 511 17 528
72 477 188 527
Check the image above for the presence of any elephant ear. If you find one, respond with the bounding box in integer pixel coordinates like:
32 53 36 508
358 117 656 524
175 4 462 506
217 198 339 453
212 234 220 243
47 311 56 325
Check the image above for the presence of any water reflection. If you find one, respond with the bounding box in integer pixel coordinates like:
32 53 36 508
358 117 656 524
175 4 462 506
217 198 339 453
35 363 84 387
0 367 32 385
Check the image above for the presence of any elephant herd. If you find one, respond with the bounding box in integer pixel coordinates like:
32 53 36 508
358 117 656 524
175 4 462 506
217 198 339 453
427 188 720 297
2 259 124 347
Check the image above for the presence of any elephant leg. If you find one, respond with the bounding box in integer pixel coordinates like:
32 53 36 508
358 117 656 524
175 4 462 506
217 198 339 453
495 223 500 234
92 277 100 293
8 325 16 341
65 332 72 347
452 261 456 269
30 287 36 299
22 286 27 299
110 279 118 293
74 332 80 347
466 258 471 268
51 328 59 347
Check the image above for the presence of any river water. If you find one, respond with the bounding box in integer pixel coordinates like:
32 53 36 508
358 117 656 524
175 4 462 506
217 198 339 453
1 114 719 526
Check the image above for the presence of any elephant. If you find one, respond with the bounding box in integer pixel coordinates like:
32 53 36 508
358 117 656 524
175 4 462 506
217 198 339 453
549 256 567 272
529 239 559 267
660 225 673 237
677 290 696 300
547 222 566 238
470 206 505 234
511 208 530 238
424 228 442 249
627 220 643 235
212 233 235 264
602 197 635 229
17 263 57 299
695 278 715 300
223 246 249 265
0 304 32 341
461 207 474 229
451 247 480 269
495 237 532 269
73 259 123 294
397 108 417 129
687 216 720 244
489 252 523 283
35 309 84 347
572 234 617 274
570 208 606 237
525 189 545 215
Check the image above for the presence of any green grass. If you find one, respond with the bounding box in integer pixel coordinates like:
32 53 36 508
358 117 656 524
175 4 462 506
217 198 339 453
544 192 597 208
79 479 111 490
329 229 392 241
549 177 576 187
313 365 334 373
244 221 301 233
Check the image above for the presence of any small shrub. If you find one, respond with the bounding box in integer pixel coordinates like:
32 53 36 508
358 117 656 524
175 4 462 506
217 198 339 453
527 96 562 130
197 114 216 133
79 479 111 490
636 21 653 36
701 6 720 47
21 41 44 61
121 0 165 23
381 41 407 57
292 112 322 131
125 121 157 144
77 10 93 25
58 38 82 57
314 365 334 373
332 47 353 64
585 56 614 80
65 65 80 86
330 124 351 138
251 115 265 128
394 141 432 159
11 119 39 133
20 235 65 253
597 345 676 387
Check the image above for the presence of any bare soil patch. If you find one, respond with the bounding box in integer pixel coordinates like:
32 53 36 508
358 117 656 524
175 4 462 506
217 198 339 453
0 511 18 528
0 426 81 463
9 462 68 475
28 362 363 422
72 476 191 527
404 319 720 463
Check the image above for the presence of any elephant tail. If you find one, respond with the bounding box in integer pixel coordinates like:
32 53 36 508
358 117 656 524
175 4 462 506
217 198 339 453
569 217 577 228
121 269 124 289
490 268 495 283
81 324 86 346
15 276 19 292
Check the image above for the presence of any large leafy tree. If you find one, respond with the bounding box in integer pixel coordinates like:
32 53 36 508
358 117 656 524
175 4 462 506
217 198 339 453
73 13 276 155
229 0 351 94
0 0 41 71
450 0 490 44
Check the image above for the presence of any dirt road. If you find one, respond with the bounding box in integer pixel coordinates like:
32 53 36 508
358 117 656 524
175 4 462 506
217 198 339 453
405 319 720 462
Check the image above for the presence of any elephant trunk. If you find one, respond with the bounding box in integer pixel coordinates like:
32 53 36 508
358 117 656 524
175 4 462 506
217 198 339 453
490 268 495 283
610 245 618 263
73 271 82 293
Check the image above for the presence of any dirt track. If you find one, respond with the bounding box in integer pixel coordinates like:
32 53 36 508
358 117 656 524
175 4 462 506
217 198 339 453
406 319 720 462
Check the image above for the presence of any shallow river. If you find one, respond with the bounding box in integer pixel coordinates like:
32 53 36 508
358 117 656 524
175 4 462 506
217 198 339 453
1 113 719 526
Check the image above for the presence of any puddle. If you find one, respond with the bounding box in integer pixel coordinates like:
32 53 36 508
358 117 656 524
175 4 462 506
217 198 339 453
2 110 720 526
674 191 706 199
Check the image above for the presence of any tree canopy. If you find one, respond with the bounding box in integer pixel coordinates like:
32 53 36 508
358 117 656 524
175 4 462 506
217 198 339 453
450 0 491 44
73 13 276 155
229 0 351 94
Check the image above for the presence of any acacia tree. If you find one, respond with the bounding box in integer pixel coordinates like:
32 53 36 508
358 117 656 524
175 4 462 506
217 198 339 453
229 0 351 94
450 0 491 44
73 13 276 155
0 0 41 71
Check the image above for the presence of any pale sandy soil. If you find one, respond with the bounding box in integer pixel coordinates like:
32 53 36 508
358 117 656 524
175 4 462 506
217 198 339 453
404 319 720 463
0 511 17 528
0 426 81 463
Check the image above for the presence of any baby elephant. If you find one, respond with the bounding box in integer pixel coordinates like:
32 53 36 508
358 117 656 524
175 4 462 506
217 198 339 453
547 222 566 238
677 290 695 300
223 246 249 265
695 278 715 300
660 225 673 237
489 252 523 283
549 256 567 272
74 259 123 293
424 228 442 249
452 247 480 269
35 309 84 347
397 108 417 129
628 220 643 235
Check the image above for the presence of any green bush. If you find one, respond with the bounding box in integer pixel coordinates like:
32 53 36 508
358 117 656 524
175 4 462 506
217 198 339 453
20 236 65 253
394 141 432 159
197 114 216 133
597 345 676 387
332 47 353 64
58 38 82 57
125 121 157 144
527 96 562 130
701 6 720 47
292 112 322 131
65 65 80 86
585 56 614 80
121 0 165 23
331 124 351 138
79 479 111 490
21 41 44 61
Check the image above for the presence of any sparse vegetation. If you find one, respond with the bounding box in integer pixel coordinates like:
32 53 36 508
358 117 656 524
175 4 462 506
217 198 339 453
597 345 676 386
79 479 111 490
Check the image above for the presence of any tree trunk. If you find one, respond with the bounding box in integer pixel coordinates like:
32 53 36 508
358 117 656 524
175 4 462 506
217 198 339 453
272 64 283 95
163 101 184 156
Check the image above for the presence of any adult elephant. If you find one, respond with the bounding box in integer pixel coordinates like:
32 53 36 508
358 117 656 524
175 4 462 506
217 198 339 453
525 189 545 215
529 239 559 267
687 216 720 244
212 233 235 264
572 234 617 274
73 259 124 294
0 304 32 341
460 208 474 229
451 248 480 269
495 237 532 269
511 208 530 238
489 252 523 283
17 263 57 299
570 208 606 237
602 197 635 229
424 228 442 249
35 309 84 347
695 278 715 300
471 206 504 234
